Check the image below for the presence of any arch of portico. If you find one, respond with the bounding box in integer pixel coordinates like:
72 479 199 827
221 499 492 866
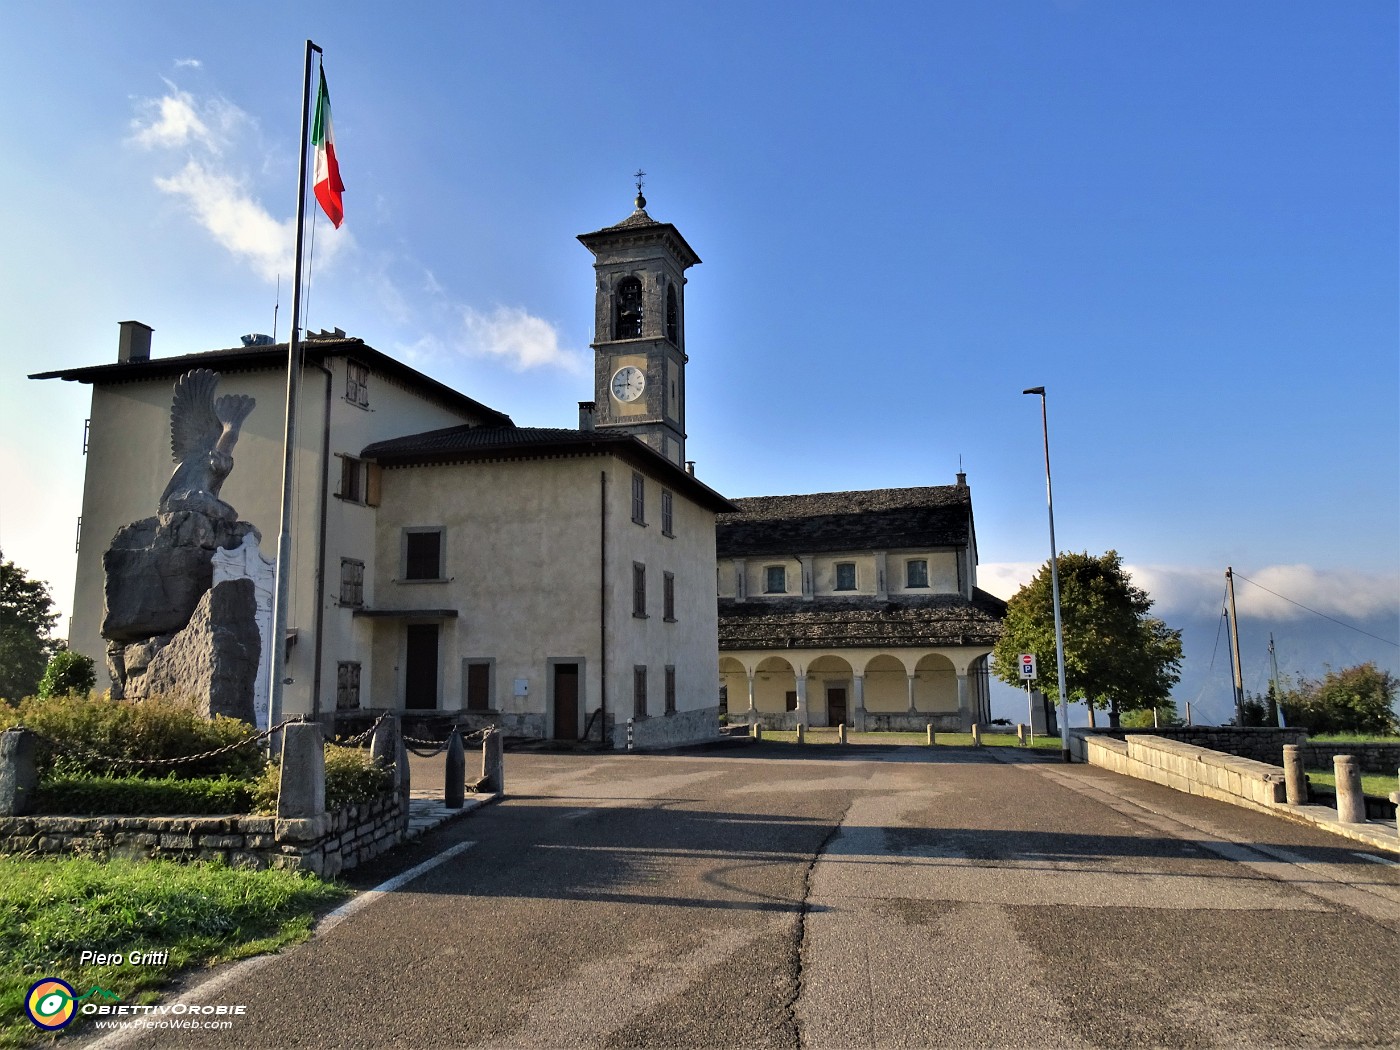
719 646 992 730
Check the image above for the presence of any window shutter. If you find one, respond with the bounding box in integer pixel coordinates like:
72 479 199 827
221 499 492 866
366 463 382 506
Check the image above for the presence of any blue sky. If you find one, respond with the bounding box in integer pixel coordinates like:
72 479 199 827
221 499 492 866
2 2 1396 718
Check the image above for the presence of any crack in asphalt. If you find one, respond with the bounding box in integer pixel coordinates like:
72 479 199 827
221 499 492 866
785 797 855 1050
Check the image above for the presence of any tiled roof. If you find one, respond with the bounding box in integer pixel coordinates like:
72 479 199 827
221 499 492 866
577 204 702 267
361 424 737 513
718 590 1006 650
29 336 513 427
717 486 971 557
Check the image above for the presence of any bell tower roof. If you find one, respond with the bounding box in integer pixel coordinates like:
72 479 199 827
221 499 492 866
577 191 701 269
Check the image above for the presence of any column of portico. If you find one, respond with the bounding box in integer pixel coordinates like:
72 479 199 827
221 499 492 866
746 669 757 723
906 673 917 714
795 673 809 729
852 674 866 731
957 668 973 731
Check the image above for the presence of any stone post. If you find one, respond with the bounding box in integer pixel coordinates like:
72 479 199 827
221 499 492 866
1333 755 1365 823
480 728 505 794
1016 724 1027 747
1282 744 1307 805
370 715 409 807
971 723 982 747
0 728 39 817
277 722 326 819
796 723 806 745
926 724 935 747
837 724 847 745
752 723 763 742
444 727 465 808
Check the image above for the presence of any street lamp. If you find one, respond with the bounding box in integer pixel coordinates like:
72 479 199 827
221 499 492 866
1023 386 1072 763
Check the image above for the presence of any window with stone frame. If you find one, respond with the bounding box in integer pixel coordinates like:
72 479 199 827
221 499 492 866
631 472 646 525
665 285 678 344
615 277 644 338
834 562 857 591
339 558 365 607
664 665 676 715
906 559 929 588
633 562 647 618
633 665 648 719
661 490 674 536
663 571 676 622
336 661 361 710
345 361 370 408
765 565 787 594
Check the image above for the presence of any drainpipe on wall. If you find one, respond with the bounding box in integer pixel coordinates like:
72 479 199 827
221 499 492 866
310 359 334 728
599 469 608 746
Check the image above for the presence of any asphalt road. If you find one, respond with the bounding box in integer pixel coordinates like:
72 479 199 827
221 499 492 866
89 742 1400 1049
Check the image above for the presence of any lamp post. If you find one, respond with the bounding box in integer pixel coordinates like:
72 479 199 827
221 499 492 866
1023 386 1072 762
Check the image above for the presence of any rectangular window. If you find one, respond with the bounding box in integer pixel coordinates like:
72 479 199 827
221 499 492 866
765 565 787 594
465 661 492 712
663 571 676 621
339 558 365 607
633 665 648 719
906 559 929 588
785 690 798 712
338 456 381 506
336 662 361 711
835 562 857 591
633 562 647 618
664 665 676 715
631 472 646 525
346 360 370 408
661 490 674 536
404 529 444 581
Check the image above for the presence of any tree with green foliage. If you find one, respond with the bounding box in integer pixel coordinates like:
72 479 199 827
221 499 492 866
1278 662 1399 736
0 552 59 702
1119 698 1184 729
38 648 96 698
992 550 1184 728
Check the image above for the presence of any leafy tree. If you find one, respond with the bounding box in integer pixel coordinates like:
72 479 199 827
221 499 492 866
38 648 96 698
1119 698 1183 729
1278 663 1399 736
992 550 1184 728
0 552 59 702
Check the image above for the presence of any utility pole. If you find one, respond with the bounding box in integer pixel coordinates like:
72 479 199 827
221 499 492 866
1226 566 1245 726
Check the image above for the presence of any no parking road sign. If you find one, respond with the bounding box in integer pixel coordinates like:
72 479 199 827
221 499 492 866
1018 654 1038 681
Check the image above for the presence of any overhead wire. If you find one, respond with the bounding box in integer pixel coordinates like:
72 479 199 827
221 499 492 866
1233 572 1399 648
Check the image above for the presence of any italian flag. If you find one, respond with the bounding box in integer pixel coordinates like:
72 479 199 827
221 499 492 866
312 68 345 228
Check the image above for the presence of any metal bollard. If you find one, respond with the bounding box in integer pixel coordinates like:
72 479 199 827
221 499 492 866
1333 755 1366 823
971 723 982 747
444 727 465 808
1282 744 1307 805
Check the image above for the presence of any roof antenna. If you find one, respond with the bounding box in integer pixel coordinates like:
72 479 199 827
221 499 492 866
272 274 281 343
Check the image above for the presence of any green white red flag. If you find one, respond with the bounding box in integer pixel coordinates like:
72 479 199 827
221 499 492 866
312 68 344 228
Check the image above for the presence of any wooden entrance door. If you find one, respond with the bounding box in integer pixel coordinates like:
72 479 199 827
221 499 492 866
827 686 848 727
404 624 438 709
553 663 579 740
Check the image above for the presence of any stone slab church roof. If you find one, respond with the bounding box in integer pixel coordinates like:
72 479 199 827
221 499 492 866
717 486 972 558
718 591 1007 650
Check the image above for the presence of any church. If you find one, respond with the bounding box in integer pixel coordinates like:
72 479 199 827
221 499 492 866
33 194 734 749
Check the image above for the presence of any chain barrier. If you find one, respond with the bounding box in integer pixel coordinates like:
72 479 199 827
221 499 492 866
13 717 305 771
332 711 392 749
402 725 493 757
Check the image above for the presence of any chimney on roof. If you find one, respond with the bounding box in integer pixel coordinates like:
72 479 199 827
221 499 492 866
956 471 968 490
117 321 153 363
685 461 696 476
578 401 596 432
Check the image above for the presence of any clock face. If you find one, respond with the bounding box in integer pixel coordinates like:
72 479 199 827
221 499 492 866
611 365 646 403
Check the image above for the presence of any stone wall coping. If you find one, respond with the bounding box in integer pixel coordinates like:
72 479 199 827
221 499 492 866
1126 735 1286 779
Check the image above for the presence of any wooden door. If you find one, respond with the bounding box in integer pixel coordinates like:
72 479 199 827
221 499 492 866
827 687 848 727
553 664 579 740
404 624 438 709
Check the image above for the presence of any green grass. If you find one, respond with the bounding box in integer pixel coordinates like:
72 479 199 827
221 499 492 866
0 857 348 1047
1304 770 1398 800
755 728 1061 750
1308 732 1400 743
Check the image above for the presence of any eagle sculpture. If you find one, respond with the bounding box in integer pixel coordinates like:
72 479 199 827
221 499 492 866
158 369 256 520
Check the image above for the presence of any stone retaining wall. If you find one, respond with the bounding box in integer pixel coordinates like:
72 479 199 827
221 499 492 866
0 793 407 878
616 707 722 750
1297 742 1400 775
1084 726 1307 765
1069 731 1287 813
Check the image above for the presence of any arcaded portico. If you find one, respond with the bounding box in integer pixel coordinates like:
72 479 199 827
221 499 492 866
716 482 1004 731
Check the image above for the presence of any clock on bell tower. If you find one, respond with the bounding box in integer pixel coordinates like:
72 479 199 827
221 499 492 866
578 180 700 466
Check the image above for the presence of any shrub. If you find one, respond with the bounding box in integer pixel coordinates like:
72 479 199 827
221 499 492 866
37 649 96 698
2 692 266 780
250 744 393 815
1280 663 1400 736
34 773 255 815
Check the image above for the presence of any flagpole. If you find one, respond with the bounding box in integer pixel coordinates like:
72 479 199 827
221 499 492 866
268 39 321 742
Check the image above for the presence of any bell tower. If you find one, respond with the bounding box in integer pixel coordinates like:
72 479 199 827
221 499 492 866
578 178 700 466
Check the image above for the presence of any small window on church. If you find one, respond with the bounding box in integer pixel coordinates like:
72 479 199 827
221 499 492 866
615 277 643 339
765 565 787 594
906 559 929 588
665 285 678 344
835 562 856 591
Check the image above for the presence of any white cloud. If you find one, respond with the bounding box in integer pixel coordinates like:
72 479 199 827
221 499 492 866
981 560 1400 627
130 87 217 151
153 161 294 281
461 306 586 373
174 58 202 69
